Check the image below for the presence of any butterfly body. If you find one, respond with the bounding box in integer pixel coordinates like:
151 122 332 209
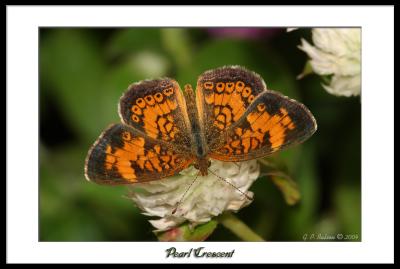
85 66 317 184
183 84 211 176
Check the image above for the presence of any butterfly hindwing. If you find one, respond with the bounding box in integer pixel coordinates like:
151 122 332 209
85 124 193 184
209 90 317 161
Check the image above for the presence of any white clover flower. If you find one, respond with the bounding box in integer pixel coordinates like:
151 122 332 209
127 159 260 231
298 28 361 97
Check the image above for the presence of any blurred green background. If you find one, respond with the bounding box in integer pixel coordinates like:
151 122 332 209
39 28 361 241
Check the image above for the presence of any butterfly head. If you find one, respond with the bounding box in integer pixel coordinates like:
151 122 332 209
193 158 211 176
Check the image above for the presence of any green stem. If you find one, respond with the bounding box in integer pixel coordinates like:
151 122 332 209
218 212 265 242
257 158 279 170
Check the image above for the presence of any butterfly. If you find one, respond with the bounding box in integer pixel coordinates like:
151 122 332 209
85 66 317 184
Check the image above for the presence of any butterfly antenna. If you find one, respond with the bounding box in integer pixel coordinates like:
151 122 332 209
208 169 253 201
172 171 200 215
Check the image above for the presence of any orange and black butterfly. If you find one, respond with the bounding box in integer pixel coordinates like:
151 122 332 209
85 66 317 184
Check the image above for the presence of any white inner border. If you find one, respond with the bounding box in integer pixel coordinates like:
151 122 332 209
7 6 394 263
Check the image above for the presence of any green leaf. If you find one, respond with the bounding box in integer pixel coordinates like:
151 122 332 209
156 220 218 242
106 28 164 58
40 142 150 241
334 184 361 238
258 158 301 206
99 60 148 126
281 144 319 239
40 29 107 141
161 28 192 69
40 28 173 143
268 172 301 206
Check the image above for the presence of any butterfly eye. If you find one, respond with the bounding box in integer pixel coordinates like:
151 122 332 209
207 160 211 167
194 163 199 169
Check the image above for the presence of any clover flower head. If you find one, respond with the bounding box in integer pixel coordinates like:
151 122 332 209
128 159 260 231
298 28 361 97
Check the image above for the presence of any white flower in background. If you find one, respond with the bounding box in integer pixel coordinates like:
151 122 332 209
128 160 260 231
131 51 169 78
298 28 361 97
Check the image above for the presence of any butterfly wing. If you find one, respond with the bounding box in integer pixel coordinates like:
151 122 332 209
86 78 195 184
196 66 269 151
209 90 317 161
85 124 194 184
119 78 192 151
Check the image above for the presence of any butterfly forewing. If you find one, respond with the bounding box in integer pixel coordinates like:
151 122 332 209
119 78 192 151
196 66 268 151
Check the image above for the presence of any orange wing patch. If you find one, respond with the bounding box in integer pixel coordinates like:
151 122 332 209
198 80 250 130
85 124 193 184
196 66 268 151
209 91 317 162
119 79 191 150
